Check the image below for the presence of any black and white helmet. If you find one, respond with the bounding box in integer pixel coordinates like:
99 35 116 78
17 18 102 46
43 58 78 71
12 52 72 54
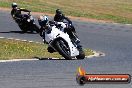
38 15 48 26
12 2 17 8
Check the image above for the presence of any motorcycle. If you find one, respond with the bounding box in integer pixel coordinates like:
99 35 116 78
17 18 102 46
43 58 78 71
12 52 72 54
14 12 39 33
42 21 85 60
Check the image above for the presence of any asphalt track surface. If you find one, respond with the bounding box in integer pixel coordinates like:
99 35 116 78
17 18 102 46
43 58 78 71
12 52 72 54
0 10 132 88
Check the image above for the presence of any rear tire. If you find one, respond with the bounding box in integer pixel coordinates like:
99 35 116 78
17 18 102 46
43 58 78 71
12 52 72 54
54 39 72 60
18 24 28 33
32 24 40 33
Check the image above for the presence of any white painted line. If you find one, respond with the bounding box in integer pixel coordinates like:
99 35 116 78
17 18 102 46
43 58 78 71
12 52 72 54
29 41 34 43
113 23 119 25
15 39 21 41
21 40 28 42
125 24 132 26
85 51 105 58
0 37 5 38
0 36 43 44
112 23 132 26
7 38 14 40
0 59 38 62
36 42 43 44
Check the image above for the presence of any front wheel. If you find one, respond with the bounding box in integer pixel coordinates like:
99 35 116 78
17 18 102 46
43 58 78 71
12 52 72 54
54 39 72 60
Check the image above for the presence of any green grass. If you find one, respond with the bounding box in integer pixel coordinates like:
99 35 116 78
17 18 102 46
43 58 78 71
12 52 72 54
0 0 132 24
0 38 94 60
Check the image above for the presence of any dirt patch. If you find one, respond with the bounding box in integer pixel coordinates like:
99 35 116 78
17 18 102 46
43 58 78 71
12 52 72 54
0 7 113 23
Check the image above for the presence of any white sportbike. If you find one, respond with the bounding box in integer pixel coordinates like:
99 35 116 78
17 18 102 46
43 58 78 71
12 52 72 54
43 22 85 60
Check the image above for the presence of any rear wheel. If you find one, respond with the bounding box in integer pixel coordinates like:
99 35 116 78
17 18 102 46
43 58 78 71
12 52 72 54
54 39 72 60
18 24 28 33
32 24 40 33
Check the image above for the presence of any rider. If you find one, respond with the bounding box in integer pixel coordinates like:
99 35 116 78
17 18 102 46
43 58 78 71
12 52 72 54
38 15 57 53
54 9 72 24
38 15 49 38
54 9 73 31
54 9 81 49
11 2 31 22
38 15 83 53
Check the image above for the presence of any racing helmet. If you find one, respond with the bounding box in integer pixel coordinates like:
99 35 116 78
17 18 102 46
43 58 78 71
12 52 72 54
56 9 62 14
38 15 48 26
12 2 17 8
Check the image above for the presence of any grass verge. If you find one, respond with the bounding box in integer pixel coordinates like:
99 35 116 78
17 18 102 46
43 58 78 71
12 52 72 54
0 0 132 24
0 38 94 60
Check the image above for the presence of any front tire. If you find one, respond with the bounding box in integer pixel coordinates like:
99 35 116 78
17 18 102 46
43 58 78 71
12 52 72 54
54 39 72 60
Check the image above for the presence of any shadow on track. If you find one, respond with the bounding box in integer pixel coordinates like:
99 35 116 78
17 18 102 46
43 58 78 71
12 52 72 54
0 31 38 34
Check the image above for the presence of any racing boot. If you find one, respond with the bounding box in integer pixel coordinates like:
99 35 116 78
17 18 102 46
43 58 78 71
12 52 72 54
43 39 48 44
47 46 56 53
43 39 56 53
